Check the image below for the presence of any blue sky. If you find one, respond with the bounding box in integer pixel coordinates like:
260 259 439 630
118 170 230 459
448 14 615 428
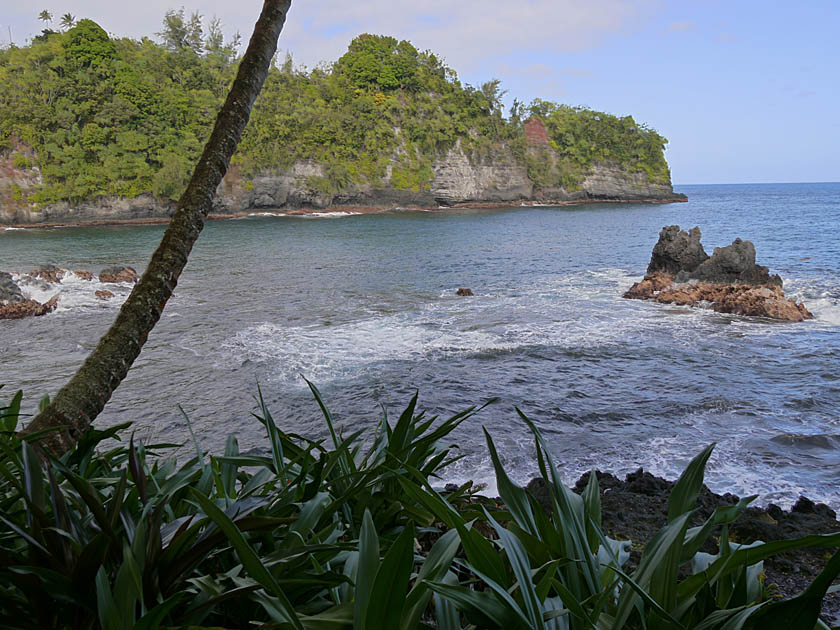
1 0 837 184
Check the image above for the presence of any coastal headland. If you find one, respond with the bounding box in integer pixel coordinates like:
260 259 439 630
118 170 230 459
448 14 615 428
1 28 685 228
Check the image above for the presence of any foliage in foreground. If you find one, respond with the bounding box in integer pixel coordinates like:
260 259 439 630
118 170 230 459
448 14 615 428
1 384 839 629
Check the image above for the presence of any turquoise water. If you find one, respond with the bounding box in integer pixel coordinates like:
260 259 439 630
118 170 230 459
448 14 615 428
1 183 839 507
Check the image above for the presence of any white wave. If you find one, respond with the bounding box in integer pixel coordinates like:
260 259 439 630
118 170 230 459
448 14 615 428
11 269 130 313
247 212 287 218
805 298 840 325
299 211 360 219
2 227 24 231
783 276 840 326
223 316 520 384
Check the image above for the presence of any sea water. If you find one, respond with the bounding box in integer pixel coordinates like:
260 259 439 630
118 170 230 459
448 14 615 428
1 182 838 508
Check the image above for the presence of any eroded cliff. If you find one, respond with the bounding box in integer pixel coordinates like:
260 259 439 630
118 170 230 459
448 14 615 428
1 140 685 226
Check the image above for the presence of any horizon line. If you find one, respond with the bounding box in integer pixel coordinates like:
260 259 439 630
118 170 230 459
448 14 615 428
674 180 839 187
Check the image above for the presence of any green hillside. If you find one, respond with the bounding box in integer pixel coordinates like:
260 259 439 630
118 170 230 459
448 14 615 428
0 15 671 206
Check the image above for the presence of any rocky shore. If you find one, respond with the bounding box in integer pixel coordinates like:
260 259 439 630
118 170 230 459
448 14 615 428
0 265 137 320
525 469 840 623
1 147 686 228
624 225 812 321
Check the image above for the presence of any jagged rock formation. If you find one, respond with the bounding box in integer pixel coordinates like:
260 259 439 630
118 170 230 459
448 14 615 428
624 226 812 322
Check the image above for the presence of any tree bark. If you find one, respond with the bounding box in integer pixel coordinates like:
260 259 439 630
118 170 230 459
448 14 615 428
21 1 292 454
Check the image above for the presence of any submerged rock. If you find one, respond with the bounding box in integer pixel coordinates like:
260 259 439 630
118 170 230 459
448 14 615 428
456 287 474 296
99 265 138 284
625 226 812 322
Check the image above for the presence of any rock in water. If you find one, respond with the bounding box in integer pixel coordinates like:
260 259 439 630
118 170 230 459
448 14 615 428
678 238 782 286
0 295 59 320
624 226 812 322
29 264 65 283
648 225 709 276
456 287 474 296
0 272 24 305
95 290 115 300
73 270 94 281
99 266 138 284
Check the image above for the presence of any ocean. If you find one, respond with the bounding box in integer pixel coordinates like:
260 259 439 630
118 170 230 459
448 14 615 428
1 182 838 508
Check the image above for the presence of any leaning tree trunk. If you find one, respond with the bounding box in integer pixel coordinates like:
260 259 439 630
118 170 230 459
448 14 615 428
21 0 292 455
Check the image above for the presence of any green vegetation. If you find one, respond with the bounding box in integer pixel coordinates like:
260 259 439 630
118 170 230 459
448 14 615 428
530 99 672 187
0 16 671 207
2 385 839 629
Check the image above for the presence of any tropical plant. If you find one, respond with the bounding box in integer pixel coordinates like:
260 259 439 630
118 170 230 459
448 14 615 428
0 384 480 628
59 13 76 31
4 384 840 628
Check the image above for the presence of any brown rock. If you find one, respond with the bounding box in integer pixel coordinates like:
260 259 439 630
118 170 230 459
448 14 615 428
30 264 65 283
456 288 474 296
95 289 115 300
73 270 94 281
713 285 812 321
99 266 138 284
622 272 673 299
0 295 58 319
625 227 813 322
637 280 814 322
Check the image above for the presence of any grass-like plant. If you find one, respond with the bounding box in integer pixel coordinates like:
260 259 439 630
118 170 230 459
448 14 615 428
1 385 839 629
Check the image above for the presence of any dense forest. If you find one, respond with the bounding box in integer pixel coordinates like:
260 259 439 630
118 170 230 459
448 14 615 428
0 11 671 206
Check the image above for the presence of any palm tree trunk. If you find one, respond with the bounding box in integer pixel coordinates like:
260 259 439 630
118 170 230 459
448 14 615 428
21 0 292 454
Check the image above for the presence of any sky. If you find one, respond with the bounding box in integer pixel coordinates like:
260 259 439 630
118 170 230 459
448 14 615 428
1 0 837 185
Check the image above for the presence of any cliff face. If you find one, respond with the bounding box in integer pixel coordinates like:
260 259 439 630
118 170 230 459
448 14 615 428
430 141 533 205
0 143 685 226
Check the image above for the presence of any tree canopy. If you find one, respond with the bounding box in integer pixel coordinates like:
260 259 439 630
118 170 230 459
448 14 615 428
0 22 671 206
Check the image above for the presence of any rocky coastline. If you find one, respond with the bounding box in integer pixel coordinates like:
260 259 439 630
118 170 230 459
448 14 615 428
0 265 137 320
624 225 812 321
1 147 686 228
523 468 840 623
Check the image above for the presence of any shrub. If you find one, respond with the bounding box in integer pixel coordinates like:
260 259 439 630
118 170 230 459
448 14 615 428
3 385 836 629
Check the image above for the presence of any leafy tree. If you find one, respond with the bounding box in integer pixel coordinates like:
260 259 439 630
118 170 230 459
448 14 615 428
64 18 117 67
334 34 423 92
158 7 203 54
0 19 671 207
205 15 224 52
38 9 53 25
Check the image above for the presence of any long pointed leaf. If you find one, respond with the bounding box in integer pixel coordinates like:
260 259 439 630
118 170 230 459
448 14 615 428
188 487 303 630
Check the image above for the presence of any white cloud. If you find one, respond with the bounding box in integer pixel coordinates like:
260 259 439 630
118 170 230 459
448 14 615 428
7 1 662 74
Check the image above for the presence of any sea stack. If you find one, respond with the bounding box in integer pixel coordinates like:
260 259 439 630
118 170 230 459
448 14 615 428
624 226 812 322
